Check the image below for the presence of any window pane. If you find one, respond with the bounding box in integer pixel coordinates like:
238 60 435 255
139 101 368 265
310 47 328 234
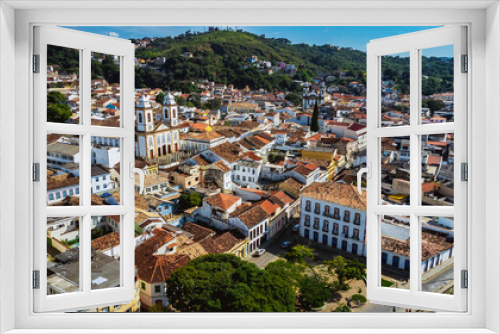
47 45 81 124
421 133 454 206
421 45 454 124
380 215 410 290
91 52 121 127
47 217 80 295
381 52 410 127
421 216 454 295
380 136 410 205
91 136 121 205
47 134 80 206
91 216 122 291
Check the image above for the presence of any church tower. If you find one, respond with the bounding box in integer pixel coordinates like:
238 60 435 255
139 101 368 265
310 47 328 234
302 82 310 109
136 94 153 132
162 92 178 127
161 92 179 153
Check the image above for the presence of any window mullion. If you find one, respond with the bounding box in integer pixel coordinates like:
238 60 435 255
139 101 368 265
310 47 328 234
409 46 421 295
81 48 92 295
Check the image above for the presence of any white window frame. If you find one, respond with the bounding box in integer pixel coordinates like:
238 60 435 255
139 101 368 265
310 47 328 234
365 26 467 312
32 26 136 312
1 1 499 334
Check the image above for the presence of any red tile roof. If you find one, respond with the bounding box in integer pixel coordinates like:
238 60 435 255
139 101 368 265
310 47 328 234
237 205 270 228
301 182 366 211
257 199 280 215
91 231 120 251
422 182 436 193
204 193 241 211
270 190 295 205
427 140 448 147
426 155 442 165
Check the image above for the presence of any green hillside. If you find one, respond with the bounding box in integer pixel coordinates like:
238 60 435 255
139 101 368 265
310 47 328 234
49 29 454 95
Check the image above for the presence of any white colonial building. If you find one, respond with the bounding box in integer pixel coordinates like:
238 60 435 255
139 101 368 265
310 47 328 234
299 182 454 274
299 182 367 256
91 136 120 168
232 160 262 186
90 166 115 194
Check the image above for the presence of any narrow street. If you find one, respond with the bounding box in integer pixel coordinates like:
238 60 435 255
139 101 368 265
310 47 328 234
245 225 297 269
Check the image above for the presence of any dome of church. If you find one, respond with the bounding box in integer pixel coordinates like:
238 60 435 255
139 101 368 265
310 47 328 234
163 91 177 106
136 94 151 108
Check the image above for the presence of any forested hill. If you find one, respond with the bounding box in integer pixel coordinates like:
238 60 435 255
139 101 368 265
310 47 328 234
49 29 454 94
133 30 453 94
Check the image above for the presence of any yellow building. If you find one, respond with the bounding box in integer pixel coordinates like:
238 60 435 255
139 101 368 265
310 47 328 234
300 147 337 180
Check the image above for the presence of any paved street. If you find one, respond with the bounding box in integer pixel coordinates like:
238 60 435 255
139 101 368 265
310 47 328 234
246 225 298 269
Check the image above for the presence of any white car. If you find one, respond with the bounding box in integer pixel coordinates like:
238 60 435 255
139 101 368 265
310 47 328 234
292 224 300 232
253 249 266 257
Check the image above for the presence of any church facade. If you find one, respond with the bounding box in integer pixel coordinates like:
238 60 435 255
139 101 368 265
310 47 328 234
135 93 180 160
302 82 326 109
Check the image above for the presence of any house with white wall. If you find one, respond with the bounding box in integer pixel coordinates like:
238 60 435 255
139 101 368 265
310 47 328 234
299 182 367 256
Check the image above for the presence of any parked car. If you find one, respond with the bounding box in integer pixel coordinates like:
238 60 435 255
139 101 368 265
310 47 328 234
281 241 292 249
99 192 112 198
292 224 300 232
253 249 266 257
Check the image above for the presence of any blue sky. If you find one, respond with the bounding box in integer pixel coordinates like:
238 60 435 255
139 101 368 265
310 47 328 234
66 26 453 57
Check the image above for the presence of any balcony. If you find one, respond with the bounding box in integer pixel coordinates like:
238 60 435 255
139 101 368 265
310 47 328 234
323 211 341 220
322 227 329 233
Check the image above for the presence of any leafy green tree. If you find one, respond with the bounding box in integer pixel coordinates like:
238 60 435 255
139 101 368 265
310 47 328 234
203 99 222 110
100 55 120 84
166 254 295 312
47 91 67 104
422 99 446 116
310 102 320 132
47 104 72 123
178 192 202 211
324 256 366 284
324 256 348 283
187 94 202 108
298 273 331 311
333 303 352 312
155 92 166 104
265 260 303 287
285 93 301 106
268 151 277 163
175 96 186 106
344 258 366 281
91 227 104 240
284 245 314 265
